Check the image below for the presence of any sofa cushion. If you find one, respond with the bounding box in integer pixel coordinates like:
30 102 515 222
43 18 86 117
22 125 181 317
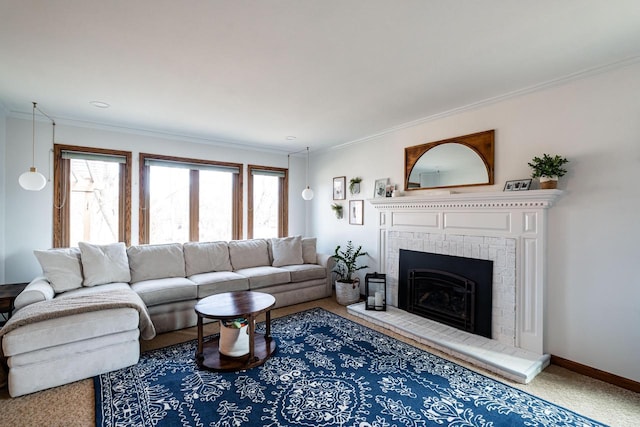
33 247 83 293
302 237 317 264
2 307 139 357
228 239 270 270
280 264 327 282
270 236 303 267
127 243 185 283
234 266 290 290
189 271 250 298
58 282 131 299
79 242 131 287
129 277 197 307
183 241 233 276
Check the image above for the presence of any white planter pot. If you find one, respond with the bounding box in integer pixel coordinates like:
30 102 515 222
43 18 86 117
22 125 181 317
335 280 360 305
219 323 250 357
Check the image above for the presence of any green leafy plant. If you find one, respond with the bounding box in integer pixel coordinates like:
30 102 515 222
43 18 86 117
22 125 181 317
528 154 569 178
349 177 362 194
331 203 343 219
332 240 368 283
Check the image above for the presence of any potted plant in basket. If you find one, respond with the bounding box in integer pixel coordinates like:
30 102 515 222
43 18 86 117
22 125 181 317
333 241 368 305
528 153 569 189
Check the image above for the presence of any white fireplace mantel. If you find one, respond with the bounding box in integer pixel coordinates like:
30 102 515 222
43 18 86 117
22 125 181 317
367 189 563 356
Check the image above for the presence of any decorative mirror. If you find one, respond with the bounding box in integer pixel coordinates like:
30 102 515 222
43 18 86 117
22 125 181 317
405 130 494 191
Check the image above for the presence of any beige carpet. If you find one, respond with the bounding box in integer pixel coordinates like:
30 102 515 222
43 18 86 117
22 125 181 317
0 297 638 427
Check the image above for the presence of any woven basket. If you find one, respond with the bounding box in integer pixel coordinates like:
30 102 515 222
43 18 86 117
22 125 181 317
336 279 360 305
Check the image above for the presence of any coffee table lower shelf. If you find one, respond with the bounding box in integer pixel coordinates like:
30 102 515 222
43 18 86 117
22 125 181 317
196 334 276 372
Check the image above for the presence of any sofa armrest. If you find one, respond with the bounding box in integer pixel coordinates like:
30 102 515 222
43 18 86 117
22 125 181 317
316 253 335 271
13 276 55 311
316 253 336 293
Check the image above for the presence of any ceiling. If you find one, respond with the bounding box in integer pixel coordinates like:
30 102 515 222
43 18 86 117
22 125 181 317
1 1 639 153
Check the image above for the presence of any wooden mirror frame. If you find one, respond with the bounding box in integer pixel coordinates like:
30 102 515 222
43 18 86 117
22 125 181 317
404 130 495 191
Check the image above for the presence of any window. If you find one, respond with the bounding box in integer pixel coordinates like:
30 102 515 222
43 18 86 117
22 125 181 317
139 153 242 244
248 165 288 239
53 144 131 248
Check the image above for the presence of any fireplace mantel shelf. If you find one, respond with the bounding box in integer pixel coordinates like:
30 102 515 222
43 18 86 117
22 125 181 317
368 189 563 209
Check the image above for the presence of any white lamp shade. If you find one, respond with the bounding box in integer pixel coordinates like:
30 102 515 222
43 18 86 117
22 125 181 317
19 168 46 191
301 186 314 200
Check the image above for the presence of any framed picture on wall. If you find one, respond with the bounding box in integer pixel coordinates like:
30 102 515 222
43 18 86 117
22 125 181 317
374 178 389 198
333 176 346 200
349 200 364 225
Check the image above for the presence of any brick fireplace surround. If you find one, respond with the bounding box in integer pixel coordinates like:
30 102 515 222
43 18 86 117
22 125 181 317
348 189 563 383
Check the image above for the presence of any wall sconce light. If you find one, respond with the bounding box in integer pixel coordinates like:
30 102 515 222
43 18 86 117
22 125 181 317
19 102 54 191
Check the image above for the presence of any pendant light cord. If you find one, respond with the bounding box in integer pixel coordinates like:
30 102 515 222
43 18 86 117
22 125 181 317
306 147 310 187
32 102 36 167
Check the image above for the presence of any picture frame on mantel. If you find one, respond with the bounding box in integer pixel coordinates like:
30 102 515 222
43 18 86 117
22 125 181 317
333 176 346 200
504 179 532 191
374 178 389 198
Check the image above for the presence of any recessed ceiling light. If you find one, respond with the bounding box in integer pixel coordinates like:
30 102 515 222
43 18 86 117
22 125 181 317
286 136 296 140
89 101 110 109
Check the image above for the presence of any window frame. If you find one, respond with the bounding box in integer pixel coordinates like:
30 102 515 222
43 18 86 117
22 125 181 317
139 153 243 244
247 164 288 239
53 144 132 248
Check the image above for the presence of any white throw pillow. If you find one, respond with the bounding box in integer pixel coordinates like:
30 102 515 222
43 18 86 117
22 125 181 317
184 241 233 276
302 237 317 264
271 236 303 267
33 247 84 293
127 243 186 283
228 239 270 270
79 242 131 287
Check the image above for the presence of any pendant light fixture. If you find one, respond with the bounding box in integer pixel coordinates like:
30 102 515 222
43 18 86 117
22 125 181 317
287 146 314 201
19 102 53 191
301 146 314 201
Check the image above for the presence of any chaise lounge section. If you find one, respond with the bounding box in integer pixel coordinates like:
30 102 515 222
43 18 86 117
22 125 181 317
1 236 334 397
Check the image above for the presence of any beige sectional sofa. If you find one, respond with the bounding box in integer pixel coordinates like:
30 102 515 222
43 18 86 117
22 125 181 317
1 236 333 397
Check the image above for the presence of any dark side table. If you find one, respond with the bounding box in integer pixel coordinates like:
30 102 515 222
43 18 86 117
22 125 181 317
0 283 28 326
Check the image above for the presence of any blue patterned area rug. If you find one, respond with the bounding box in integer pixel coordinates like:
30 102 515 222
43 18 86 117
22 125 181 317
95 308 605 426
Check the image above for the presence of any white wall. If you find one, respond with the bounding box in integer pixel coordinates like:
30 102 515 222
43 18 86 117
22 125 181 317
309 62 640 382
0 106 6 283
2 121 309 283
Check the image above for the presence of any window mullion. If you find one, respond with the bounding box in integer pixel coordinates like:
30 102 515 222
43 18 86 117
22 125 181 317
190 170 199 242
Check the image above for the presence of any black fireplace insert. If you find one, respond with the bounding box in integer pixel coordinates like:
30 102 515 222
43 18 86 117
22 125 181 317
399 249 493 338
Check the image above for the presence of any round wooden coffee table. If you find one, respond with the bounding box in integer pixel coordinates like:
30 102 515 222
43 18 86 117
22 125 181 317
194 291 276 372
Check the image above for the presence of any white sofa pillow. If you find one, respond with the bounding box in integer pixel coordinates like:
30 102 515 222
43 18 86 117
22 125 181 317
228 239 270 270
302 237 317 264
183 241 233 276
33 247 83 293
271 236 303 267
127 243 186 284
79 242 131 287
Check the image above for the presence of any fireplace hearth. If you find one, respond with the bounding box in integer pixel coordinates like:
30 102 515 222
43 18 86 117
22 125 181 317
400 250 492 339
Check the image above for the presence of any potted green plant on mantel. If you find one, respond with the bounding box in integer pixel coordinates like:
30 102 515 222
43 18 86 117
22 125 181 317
528 153 569 189
332 241 368 305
